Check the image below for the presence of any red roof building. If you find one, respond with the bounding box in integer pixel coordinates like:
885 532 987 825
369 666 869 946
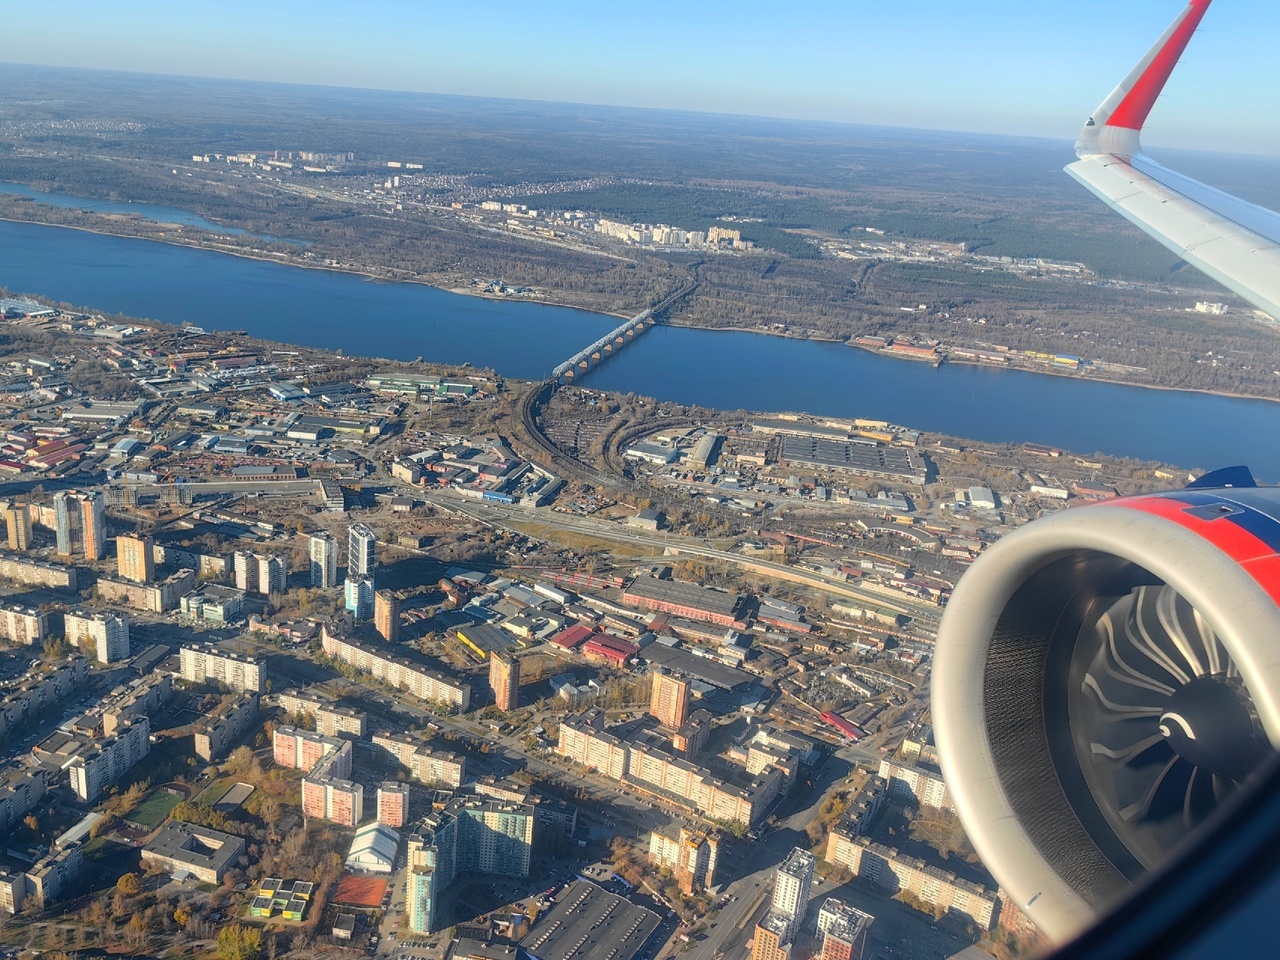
582 635 639 665
550 624 596 650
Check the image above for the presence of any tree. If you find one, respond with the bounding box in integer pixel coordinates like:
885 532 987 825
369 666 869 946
174 905 193 927
22 814 38 832
116 872 142 896
217 923 263 960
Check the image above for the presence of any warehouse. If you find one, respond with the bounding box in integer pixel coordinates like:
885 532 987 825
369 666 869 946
622 576 748 628
779 435 927 485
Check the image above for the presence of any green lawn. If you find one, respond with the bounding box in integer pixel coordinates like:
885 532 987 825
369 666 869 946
127 788 182 828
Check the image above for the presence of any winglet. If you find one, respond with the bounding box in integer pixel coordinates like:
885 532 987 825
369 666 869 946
1187 466 1258 490
1076 0 1213 159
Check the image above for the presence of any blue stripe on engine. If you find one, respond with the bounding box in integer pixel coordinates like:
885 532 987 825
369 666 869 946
1153 490 1280 553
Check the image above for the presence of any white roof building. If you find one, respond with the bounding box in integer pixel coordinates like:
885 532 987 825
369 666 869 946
345 822 400 874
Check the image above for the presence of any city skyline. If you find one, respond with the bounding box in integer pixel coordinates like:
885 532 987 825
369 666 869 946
5 1 1280 155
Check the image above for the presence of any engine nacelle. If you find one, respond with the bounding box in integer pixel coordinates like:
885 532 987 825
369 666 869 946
932 481 1280 944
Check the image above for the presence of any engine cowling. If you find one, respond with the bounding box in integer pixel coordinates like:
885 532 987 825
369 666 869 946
932 481 1280 945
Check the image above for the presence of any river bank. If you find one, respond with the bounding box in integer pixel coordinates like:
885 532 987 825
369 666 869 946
2 213 1279 475
3 199 1279 407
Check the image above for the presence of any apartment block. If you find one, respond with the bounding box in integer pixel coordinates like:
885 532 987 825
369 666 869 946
824 834 996 929
0 869 27 914
273 724 362 827
771 847 815 942
375 589 400 642
648 827 719 894
321 626 470 710
1 501 31 551
274 725 347 772
817 900 874 960
27 842 84 909
489 651 519 711
67 717 150 801
97 568 196 613
0 658 88 740
0 552 78 591
556 713 781 827
878 758 952 811
344 576 374 620
372 731 466 787
301 756 364 827
55 490 105 560
752 915 791 960
276 688 368 738
649 667 690 730
406 795 534 933
180 642 265 693
64 610 130 664
116 534 155 583
234 551 286 597
0 603 48 646
377 782 411 828
194 693 261 761
101 673 172 736
309 532 338 588
0 769 47 838
348 523 376 577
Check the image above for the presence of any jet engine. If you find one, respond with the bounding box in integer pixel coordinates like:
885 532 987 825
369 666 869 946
931 469 1280 945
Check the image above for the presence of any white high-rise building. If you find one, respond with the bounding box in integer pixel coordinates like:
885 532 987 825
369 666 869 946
771 847 816 942
348 523 376 578
309 532 338 588
64 610 130 664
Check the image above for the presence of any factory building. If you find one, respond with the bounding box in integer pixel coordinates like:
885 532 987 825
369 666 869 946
622 576 748 628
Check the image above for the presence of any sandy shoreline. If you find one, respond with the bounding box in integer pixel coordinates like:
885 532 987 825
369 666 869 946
3 209 1278 406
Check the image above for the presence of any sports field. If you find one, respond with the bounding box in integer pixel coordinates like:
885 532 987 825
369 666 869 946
128 788 182 828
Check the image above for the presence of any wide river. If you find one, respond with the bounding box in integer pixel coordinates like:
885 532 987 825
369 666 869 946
1 216 1278 480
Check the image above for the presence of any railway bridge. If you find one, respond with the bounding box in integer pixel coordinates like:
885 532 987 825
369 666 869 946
551 308 654 383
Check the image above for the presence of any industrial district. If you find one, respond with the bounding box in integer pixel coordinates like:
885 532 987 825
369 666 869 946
0 291 1174 960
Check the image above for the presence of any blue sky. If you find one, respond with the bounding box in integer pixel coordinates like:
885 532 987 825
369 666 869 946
6 0 1280 154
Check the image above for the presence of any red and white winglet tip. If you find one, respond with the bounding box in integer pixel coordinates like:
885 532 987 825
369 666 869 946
1077 0 1213 159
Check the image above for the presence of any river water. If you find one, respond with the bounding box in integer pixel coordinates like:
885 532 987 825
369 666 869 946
0 182 251 235
1 215 1277 479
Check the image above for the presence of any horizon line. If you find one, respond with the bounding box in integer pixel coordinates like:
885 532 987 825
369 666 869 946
5 58 1279 162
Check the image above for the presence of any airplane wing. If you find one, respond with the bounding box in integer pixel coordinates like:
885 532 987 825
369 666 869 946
1065 0 1280 320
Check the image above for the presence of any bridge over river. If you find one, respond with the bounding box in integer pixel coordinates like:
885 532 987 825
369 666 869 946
550 281 696 383
551 308 654 382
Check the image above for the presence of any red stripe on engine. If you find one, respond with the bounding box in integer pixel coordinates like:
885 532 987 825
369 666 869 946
1108 0 1213 131
1118 495 1280 604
